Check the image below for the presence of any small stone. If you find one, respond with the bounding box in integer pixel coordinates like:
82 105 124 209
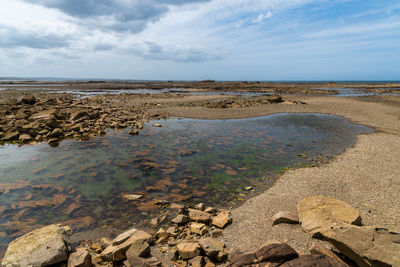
190 222 207 235
211 229 223 238
194 203 205 211
154 199 169 206
199 238 225 260
271 211 299 226
167 226 177 235
189 256 205 267
171 214 190 225
123 194 143 201
125 239 150 258
212 210 231 228
188 208 212 223
152 123 162 127
245 186 253 191
128 129 139 135
2 131 19 141
155 228 170 239
67 247 91 267
204 207 217 214
177 242 201 260
19 133 32 142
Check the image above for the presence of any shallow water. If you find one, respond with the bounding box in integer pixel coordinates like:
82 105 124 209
0 113 371 253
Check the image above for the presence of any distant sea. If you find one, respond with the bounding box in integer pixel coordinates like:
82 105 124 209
0 77 399 83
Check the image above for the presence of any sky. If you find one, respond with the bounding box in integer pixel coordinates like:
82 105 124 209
0 0 399 80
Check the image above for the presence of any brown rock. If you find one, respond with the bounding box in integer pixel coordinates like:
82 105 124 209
199 238 225 260
190 256 205 267
280 254 347 267
212 210 231 228
67 247 92 267
177 241 201 259
310 243 349 266
125 240 150 258
315 224 400 267
271 211 299 226
126 255 162 267
297 196 361 233
188 208 212 223
171 214 190 225
2 131 19 141
195 203 206 211
254 243 298 263
228 253 258 267
191 222 207 235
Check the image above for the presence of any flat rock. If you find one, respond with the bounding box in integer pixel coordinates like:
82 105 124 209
189 256 205 267
188 208 212 223
171 214 190 225
2 224 72 267
315 223 400 267
67 247 91 267
297 195 361 233
271 211 299 226
123 194 143 201
212 210 231 228
126 239 150 258
280 254 347 267
2 131 19 141
191 222 207 235
177 241 201 260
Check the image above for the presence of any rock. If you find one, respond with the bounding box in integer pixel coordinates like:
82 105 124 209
123 194 143 201
195 203 206 211
126 255 162 267
154 199 169 205
128 129 139 135
49 128 64 138
188 208 212 223
170 203 185 210
70 110 89 121
152 123 162 127
2 131 19 141
125 240 150 258
271 211 299 226
21 95 37 105
211 229 223 238
204 207 217 214
254 243 298 263
191 222 207 235
280 254 347 267
228 253 258 267
67 247 92 267
189 256 205 267
267 95 283 103
155 228 170 239
177 241 202 259
2 224 72 267
212 210 231 228
199 238 225 260
245 186 253 191
19 133 33 142
297 196 361 233
310 243 348 266
102 229 153 261
171 214 190 225
315 224 400 267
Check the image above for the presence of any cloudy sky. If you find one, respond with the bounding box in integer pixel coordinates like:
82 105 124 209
0 0 399 80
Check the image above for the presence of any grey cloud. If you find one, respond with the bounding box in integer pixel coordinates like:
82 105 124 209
135 41 223 62
0 26 69 49
22 0 211 32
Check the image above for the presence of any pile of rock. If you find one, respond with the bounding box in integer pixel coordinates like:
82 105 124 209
0 94 163 146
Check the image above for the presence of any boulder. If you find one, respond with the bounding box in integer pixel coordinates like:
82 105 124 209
67 247 92 267
297 196 361 233
1 224 72 267
315 224 400 267
188 208 212 223
212 210 231 228
280 254 347 267
271 211 299 226
177 241 202 259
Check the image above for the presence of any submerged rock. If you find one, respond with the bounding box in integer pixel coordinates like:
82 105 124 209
1 224 72 267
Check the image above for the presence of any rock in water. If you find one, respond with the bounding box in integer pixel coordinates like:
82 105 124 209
2 224 72 267
315 224 400 267
297 195 361 233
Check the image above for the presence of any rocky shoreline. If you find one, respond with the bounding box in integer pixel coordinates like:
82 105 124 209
2 196 399 266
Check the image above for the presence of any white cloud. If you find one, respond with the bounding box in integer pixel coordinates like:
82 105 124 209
253 11 273 23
